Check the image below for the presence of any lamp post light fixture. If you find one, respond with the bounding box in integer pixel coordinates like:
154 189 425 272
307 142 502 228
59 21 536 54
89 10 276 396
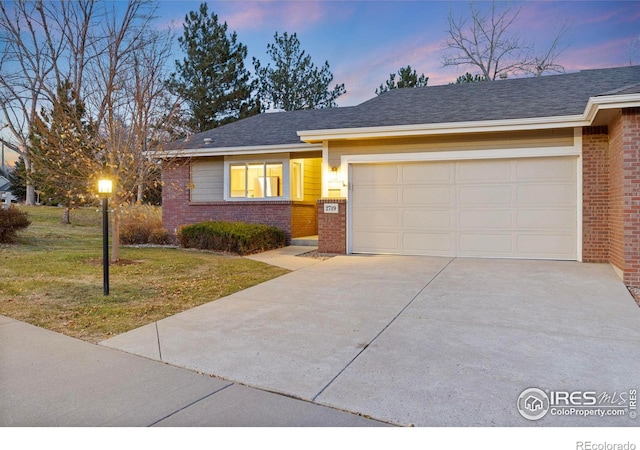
98 178 113 296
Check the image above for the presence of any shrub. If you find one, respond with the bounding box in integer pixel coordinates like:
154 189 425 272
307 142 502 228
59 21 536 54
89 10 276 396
149 228 170 245
119 204 165 245
177 221 286 255
0 207 31 243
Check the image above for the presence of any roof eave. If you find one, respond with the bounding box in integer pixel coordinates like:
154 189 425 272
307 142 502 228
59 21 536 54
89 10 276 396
297 115 588 143
151 142 323 159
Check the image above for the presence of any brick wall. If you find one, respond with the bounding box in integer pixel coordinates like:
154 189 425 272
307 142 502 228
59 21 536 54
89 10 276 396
162 160 293 243
617 108 640 286
582 126 609 262
291 202 317 238
317 199 346 254
609 114 625 275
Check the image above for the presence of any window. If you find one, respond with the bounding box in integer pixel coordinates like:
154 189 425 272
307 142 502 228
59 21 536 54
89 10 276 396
229 162 283 199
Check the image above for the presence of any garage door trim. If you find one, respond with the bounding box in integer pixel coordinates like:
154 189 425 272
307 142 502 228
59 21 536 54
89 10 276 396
343 140 583 260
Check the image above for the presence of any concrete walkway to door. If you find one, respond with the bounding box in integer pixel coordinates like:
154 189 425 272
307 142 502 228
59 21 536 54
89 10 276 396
102 251 640 426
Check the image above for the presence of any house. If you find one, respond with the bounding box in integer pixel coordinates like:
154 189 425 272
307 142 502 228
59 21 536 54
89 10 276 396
159 65 640 287
0 174 16 206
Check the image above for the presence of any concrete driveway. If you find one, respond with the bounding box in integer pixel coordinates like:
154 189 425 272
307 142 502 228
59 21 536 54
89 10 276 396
102 254 640 426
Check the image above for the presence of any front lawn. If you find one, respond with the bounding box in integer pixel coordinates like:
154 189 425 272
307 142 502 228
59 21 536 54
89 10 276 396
0 206 289 343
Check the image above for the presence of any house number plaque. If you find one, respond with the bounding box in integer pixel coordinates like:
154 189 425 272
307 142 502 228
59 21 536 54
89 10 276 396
323 203 339 214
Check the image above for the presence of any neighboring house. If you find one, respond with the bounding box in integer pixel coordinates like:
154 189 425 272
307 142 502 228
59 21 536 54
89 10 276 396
159 65 640 287
0 175 16 205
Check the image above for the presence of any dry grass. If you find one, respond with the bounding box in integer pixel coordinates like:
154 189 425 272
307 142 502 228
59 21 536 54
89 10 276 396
0 206 289 343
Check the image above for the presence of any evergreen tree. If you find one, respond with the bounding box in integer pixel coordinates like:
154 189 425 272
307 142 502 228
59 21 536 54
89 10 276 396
30 81 102 223
376 66 428 95
454 72 489 84
168 2 258 132
7 156 27 202
253 32 346 111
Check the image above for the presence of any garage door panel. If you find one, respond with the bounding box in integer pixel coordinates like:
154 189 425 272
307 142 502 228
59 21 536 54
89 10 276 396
352 157 577 260
402 233 454 253
516 209 576 229
457 160 512 182
517 184 575 205
459 210 512 228
516 234 576 258
403 210 451 228
458 185 512 205
402 186 451 205
353 209 399 228
351 164 398 184
402 162 452 182
353 231 399 253
353 186 399 205
516 157 575 180
458 233 513 254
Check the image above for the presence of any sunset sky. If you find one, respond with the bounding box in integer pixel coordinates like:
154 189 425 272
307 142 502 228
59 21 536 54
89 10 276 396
1 1 639 166
157 0 640 105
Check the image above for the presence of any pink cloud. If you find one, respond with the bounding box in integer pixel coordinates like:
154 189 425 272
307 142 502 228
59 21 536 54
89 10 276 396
561 37 638 70
223 2 271 30
222 1 340 32
334 36 458 106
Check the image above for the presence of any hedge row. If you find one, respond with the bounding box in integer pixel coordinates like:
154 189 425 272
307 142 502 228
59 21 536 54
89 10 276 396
177 221 285 255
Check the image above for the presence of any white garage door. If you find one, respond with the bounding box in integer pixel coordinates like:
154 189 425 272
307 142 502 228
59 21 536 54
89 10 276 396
351 157 577 259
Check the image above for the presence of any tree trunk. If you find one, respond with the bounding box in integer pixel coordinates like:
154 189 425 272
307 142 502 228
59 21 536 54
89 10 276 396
23 155 36 205
61 206 70 224
136 182 144 204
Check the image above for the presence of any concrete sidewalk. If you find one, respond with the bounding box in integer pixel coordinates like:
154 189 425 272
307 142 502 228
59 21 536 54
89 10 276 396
0 315 387 427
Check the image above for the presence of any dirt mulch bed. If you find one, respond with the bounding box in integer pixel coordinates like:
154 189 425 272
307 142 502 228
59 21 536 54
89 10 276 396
296 250 338 261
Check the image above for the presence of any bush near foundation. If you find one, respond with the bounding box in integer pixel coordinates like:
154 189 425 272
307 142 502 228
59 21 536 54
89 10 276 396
0 207 31 243
177 221 286 255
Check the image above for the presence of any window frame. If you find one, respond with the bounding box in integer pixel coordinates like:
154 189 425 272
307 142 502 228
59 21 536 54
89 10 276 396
290 159 304 201
224 158 291 201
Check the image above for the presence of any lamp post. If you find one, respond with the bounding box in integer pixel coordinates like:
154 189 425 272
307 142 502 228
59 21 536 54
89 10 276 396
98 178 113 296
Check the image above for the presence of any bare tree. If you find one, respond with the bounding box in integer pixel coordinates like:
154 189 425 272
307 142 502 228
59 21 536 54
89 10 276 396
84 1 178 261
528 20 571 77
0 0 59 204
627 35 640 66
0 0 179 261
442 1 570 79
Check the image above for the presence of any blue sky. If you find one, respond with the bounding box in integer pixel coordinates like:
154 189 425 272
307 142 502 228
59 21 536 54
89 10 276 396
156 0 640 106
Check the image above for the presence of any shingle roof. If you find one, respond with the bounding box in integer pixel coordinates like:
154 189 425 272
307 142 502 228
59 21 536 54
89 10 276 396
167 65 640 150
0 175 11 192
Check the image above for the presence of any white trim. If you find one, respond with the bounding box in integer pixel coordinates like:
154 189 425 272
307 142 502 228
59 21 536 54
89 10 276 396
155 143 322 158
299 115 587 142
347 163 353 254
340 145 580 167
584 94 640 122
321 141 330 198
289 159 305 201
574 128 583 262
